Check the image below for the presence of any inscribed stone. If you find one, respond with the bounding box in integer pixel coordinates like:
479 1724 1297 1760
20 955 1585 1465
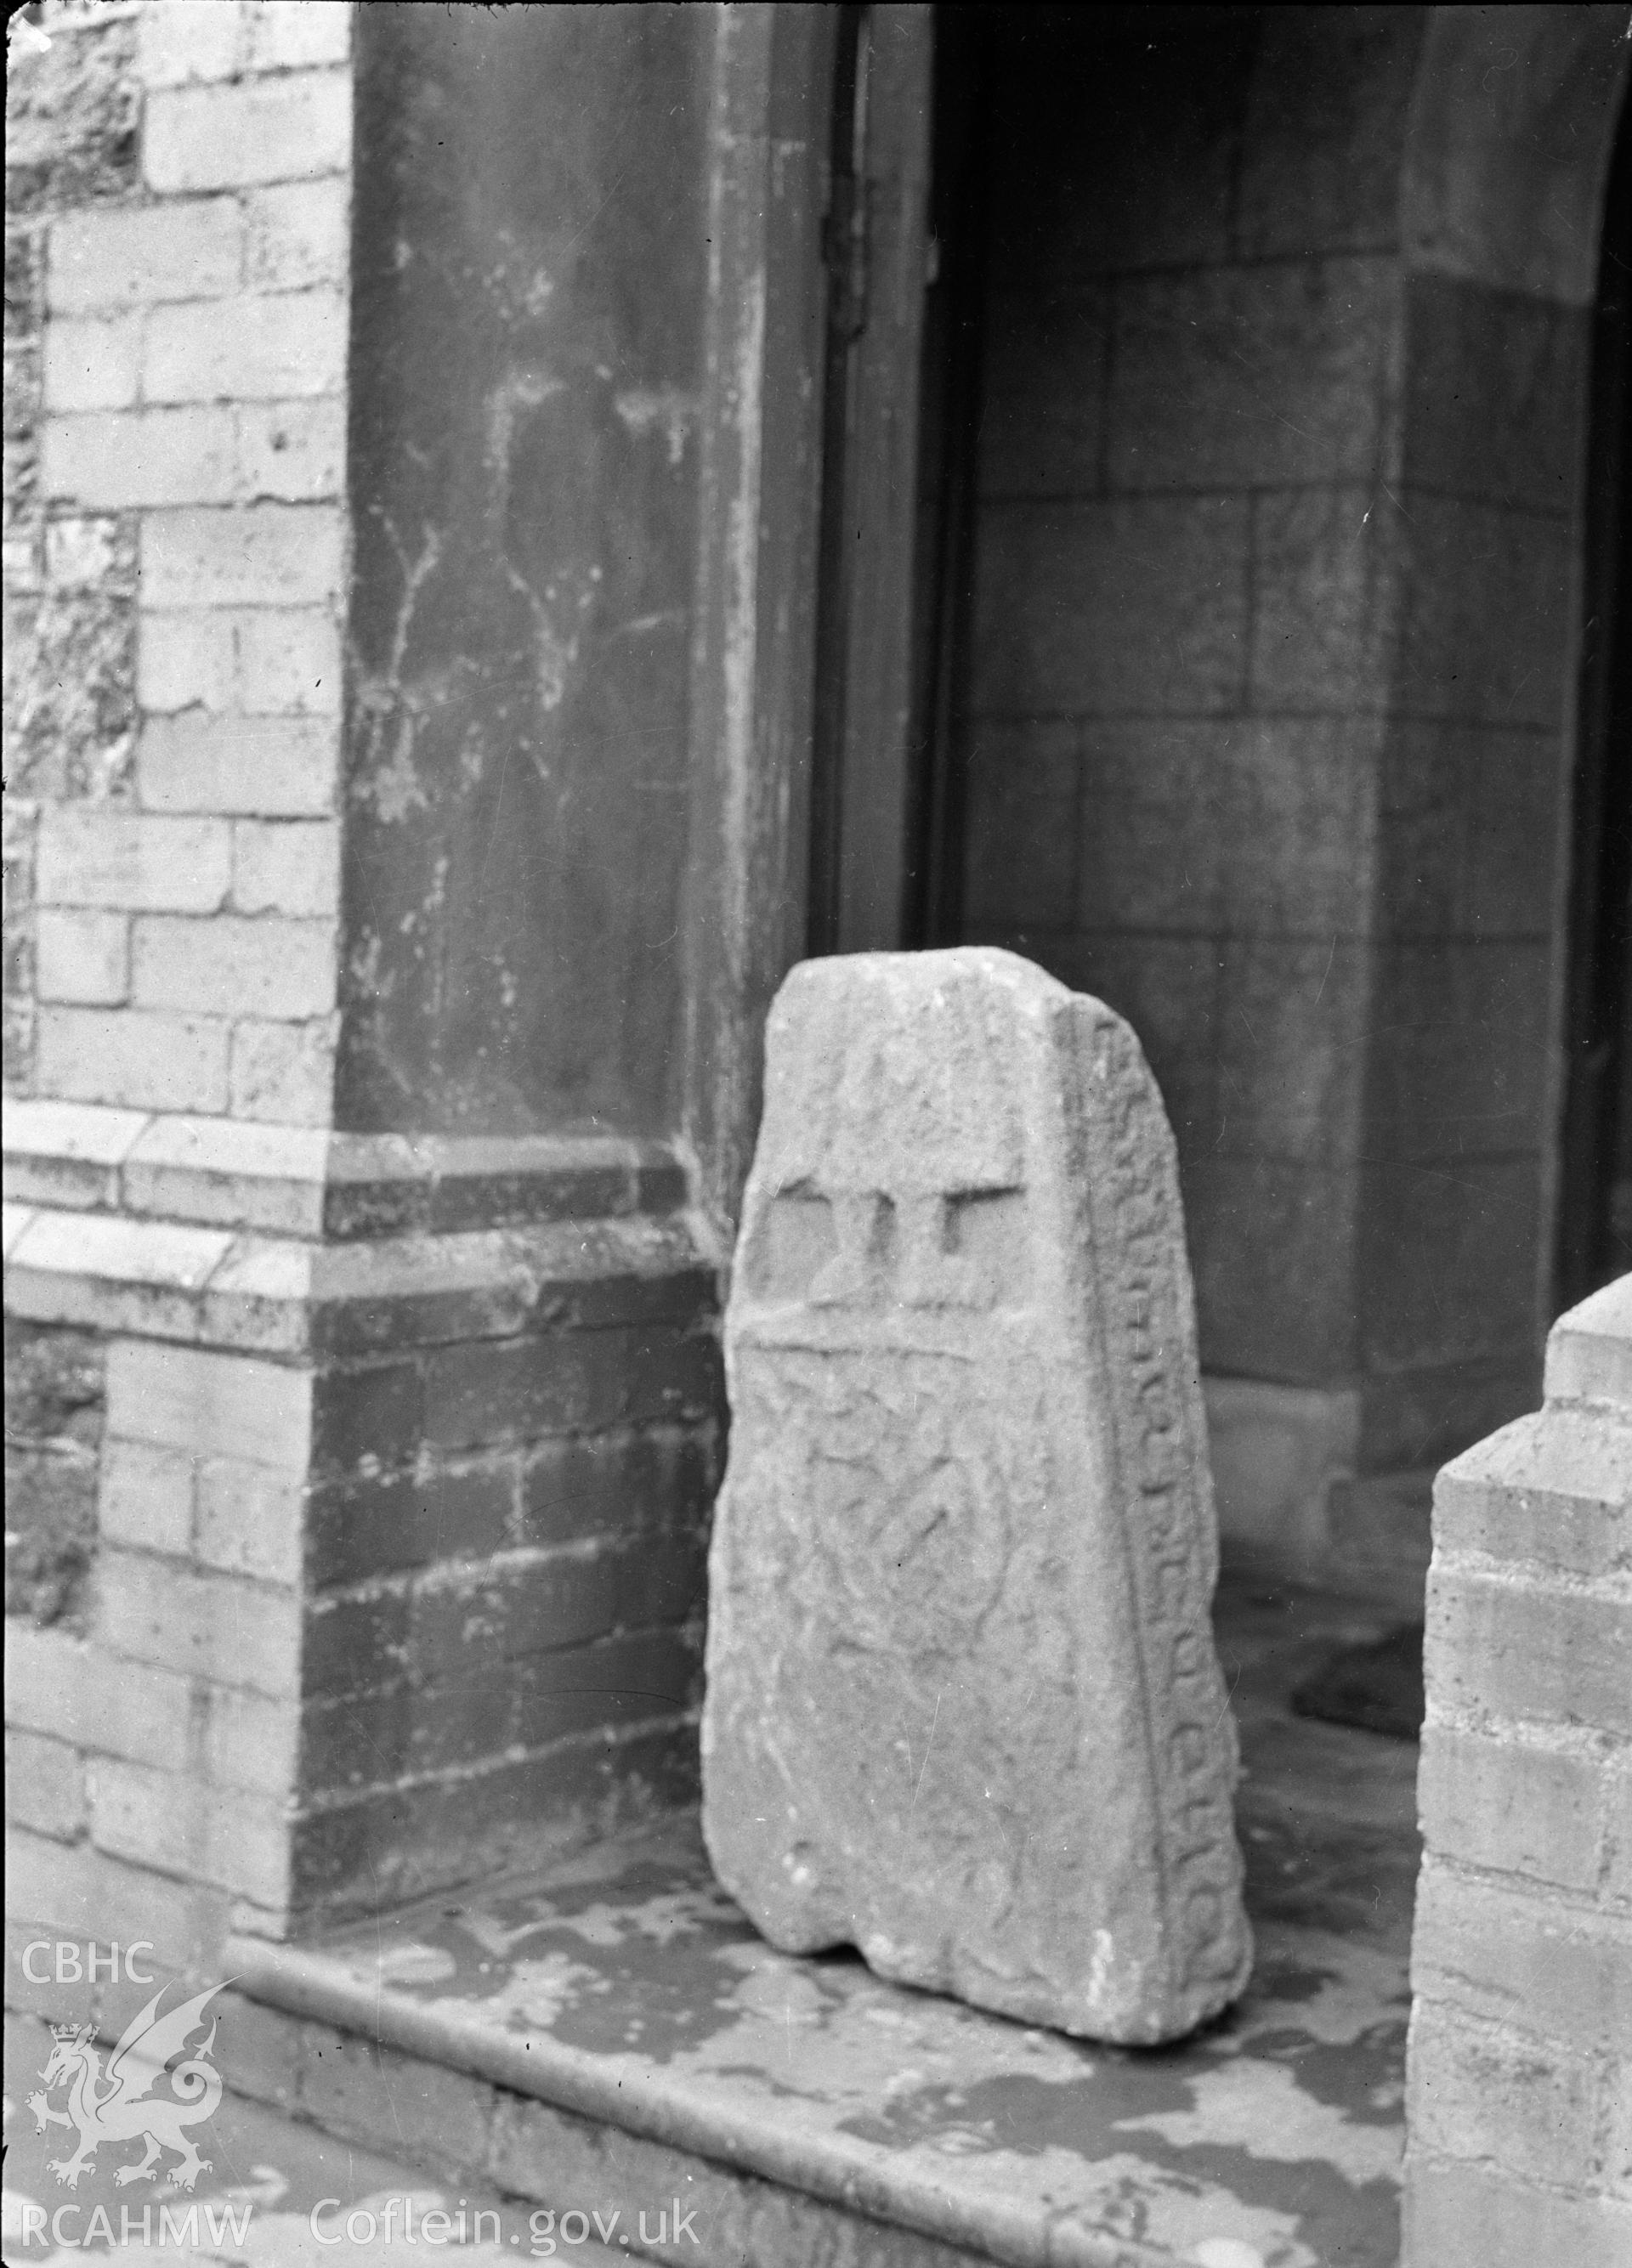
701 947 1253 2043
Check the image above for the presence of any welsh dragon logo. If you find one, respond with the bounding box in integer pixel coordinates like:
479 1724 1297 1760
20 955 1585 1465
27 1981 227 2192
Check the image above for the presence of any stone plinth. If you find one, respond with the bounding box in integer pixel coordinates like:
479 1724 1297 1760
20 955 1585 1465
1404 1273 1632 2268
702 947 1252 2044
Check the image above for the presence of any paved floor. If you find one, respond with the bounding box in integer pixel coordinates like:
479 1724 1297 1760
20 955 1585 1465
5 1573 1420 2268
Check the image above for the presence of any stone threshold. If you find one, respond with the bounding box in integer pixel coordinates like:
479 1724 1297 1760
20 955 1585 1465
218 1580 1417 2268
223 1922 1113 2268
3 1095 689 1238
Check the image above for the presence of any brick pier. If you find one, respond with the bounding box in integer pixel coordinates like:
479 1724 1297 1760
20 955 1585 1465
1405 1275 1632 2267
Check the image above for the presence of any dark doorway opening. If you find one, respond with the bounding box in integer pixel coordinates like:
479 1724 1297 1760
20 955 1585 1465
804 3 989 960
899 5 990 951
1557 99 1632 1312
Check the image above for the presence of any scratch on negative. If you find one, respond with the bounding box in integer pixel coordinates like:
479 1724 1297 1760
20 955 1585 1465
1313 933 1337 1005
910 1689 944 1818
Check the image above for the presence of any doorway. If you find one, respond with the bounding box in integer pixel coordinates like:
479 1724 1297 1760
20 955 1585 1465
804 3 988 959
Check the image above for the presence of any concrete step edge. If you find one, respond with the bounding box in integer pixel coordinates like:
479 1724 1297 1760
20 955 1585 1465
224 1932 1171 2268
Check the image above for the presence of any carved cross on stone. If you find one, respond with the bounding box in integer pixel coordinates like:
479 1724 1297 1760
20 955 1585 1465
701 947 1253 2045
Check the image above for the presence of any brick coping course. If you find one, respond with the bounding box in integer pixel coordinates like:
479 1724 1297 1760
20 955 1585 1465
3 1095 690 1240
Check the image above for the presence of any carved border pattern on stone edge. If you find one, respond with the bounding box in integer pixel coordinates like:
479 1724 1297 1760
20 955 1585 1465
1074 1004 1244 1997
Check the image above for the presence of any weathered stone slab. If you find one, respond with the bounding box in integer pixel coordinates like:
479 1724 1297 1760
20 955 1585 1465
702 947 1252 2044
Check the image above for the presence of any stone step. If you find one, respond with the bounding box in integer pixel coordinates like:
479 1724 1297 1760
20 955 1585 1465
4 2007 620 2265
216 1728 1413 2268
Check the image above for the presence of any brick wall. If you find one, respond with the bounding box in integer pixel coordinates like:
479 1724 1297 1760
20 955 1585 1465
6 0 141 1090
292 1310 718 1917
5 2 725 1970
6 1245 718 1933
7 0 350 1129
1405 1275 1632 2267
3 0 354 1958
5 1122 722 1943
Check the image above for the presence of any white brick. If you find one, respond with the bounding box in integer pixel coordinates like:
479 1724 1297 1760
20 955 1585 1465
140 607 343 715
196 1456 303 1585
5 1823 97 1935
237 397 345 499
142 504 343 608
231 817 338 915
0 1098 150 1162
137 0 246 89
230 1015 335 1124
1 1633 235 1784
42 315 141 413
37 1008 230 1114
247 2 353 73
99 1439 196 1557
88 1755 190 1872
9 1205 230 1294
139 610 238 713
144 73 353 194
122 1112 329 1238
88 1753 291 1907
67 1652 194 1767
6 1729 87 1841
36 909 129 1004
144 289 347 404
48 201 241 315
52 1651 292 1798
244 177 349 293
201 1683 300 1795
2 1623 93 1744
37 807 231 912
107 1338 313 1471
132 913 337 1018
0 1099 146 1211
237 607 340 712
43 406 237 509
139 711 338 815
123 1111 329 1178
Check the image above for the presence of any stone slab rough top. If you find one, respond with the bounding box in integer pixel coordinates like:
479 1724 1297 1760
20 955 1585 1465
702 947 1253 2044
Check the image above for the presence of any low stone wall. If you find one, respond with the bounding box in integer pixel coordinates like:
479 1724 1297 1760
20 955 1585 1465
6 1104 721 1965
1405 1273 1632 2267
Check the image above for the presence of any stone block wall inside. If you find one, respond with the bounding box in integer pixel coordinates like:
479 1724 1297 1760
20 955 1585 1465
962 8 1412 1412
957 4 1609 1553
